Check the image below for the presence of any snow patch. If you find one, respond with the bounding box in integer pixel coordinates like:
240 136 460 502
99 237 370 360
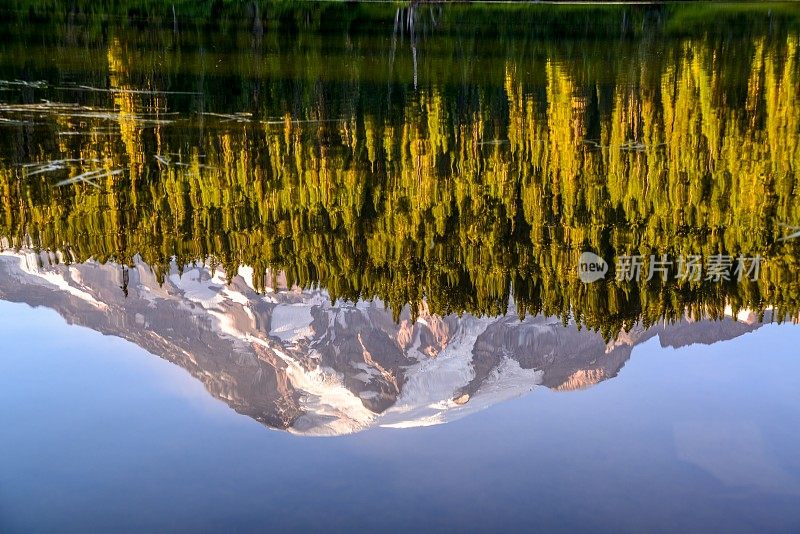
377 315 492 428
169 268 224 309
0 251 107 309
270 303 315 342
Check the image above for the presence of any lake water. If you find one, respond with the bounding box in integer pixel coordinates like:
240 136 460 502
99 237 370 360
0 2 799 532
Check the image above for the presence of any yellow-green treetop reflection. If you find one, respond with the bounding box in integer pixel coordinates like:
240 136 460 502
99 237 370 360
1 11 799 339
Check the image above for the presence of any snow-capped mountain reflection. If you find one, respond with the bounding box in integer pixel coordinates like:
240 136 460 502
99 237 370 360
0 250 767 435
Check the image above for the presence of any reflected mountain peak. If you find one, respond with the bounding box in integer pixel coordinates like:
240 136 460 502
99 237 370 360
0 248 775 436
1 1 799 435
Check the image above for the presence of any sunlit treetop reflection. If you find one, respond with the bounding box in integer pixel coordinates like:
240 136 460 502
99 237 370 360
0 2 799 340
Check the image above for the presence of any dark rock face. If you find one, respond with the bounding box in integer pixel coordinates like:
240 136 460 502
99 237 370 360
0 251 771 435
464 315 631 395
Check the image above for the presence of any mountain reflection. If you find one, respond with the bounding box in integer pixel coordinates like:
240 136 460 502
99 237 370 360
0 3 799 433
0 251 771 435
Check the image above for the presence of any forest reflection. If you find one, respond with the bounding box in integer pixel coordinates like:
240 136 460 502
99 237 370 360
0 3 798 339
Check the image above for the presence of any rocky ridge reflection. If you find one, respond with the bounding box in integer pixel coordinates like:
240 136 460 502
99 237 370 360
0 3 799 434
0 250 769 435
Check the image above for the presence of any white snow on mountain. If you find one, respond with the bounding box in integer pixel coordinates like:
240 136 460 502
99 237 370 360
0 248 776 436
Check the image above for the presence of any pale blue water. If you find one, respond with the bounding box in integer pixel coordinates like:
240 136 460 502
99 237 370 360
2 300 799 532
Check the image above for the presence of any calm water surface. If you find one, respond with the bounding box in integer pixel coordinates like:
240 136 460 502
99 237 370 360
0 2 799 532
